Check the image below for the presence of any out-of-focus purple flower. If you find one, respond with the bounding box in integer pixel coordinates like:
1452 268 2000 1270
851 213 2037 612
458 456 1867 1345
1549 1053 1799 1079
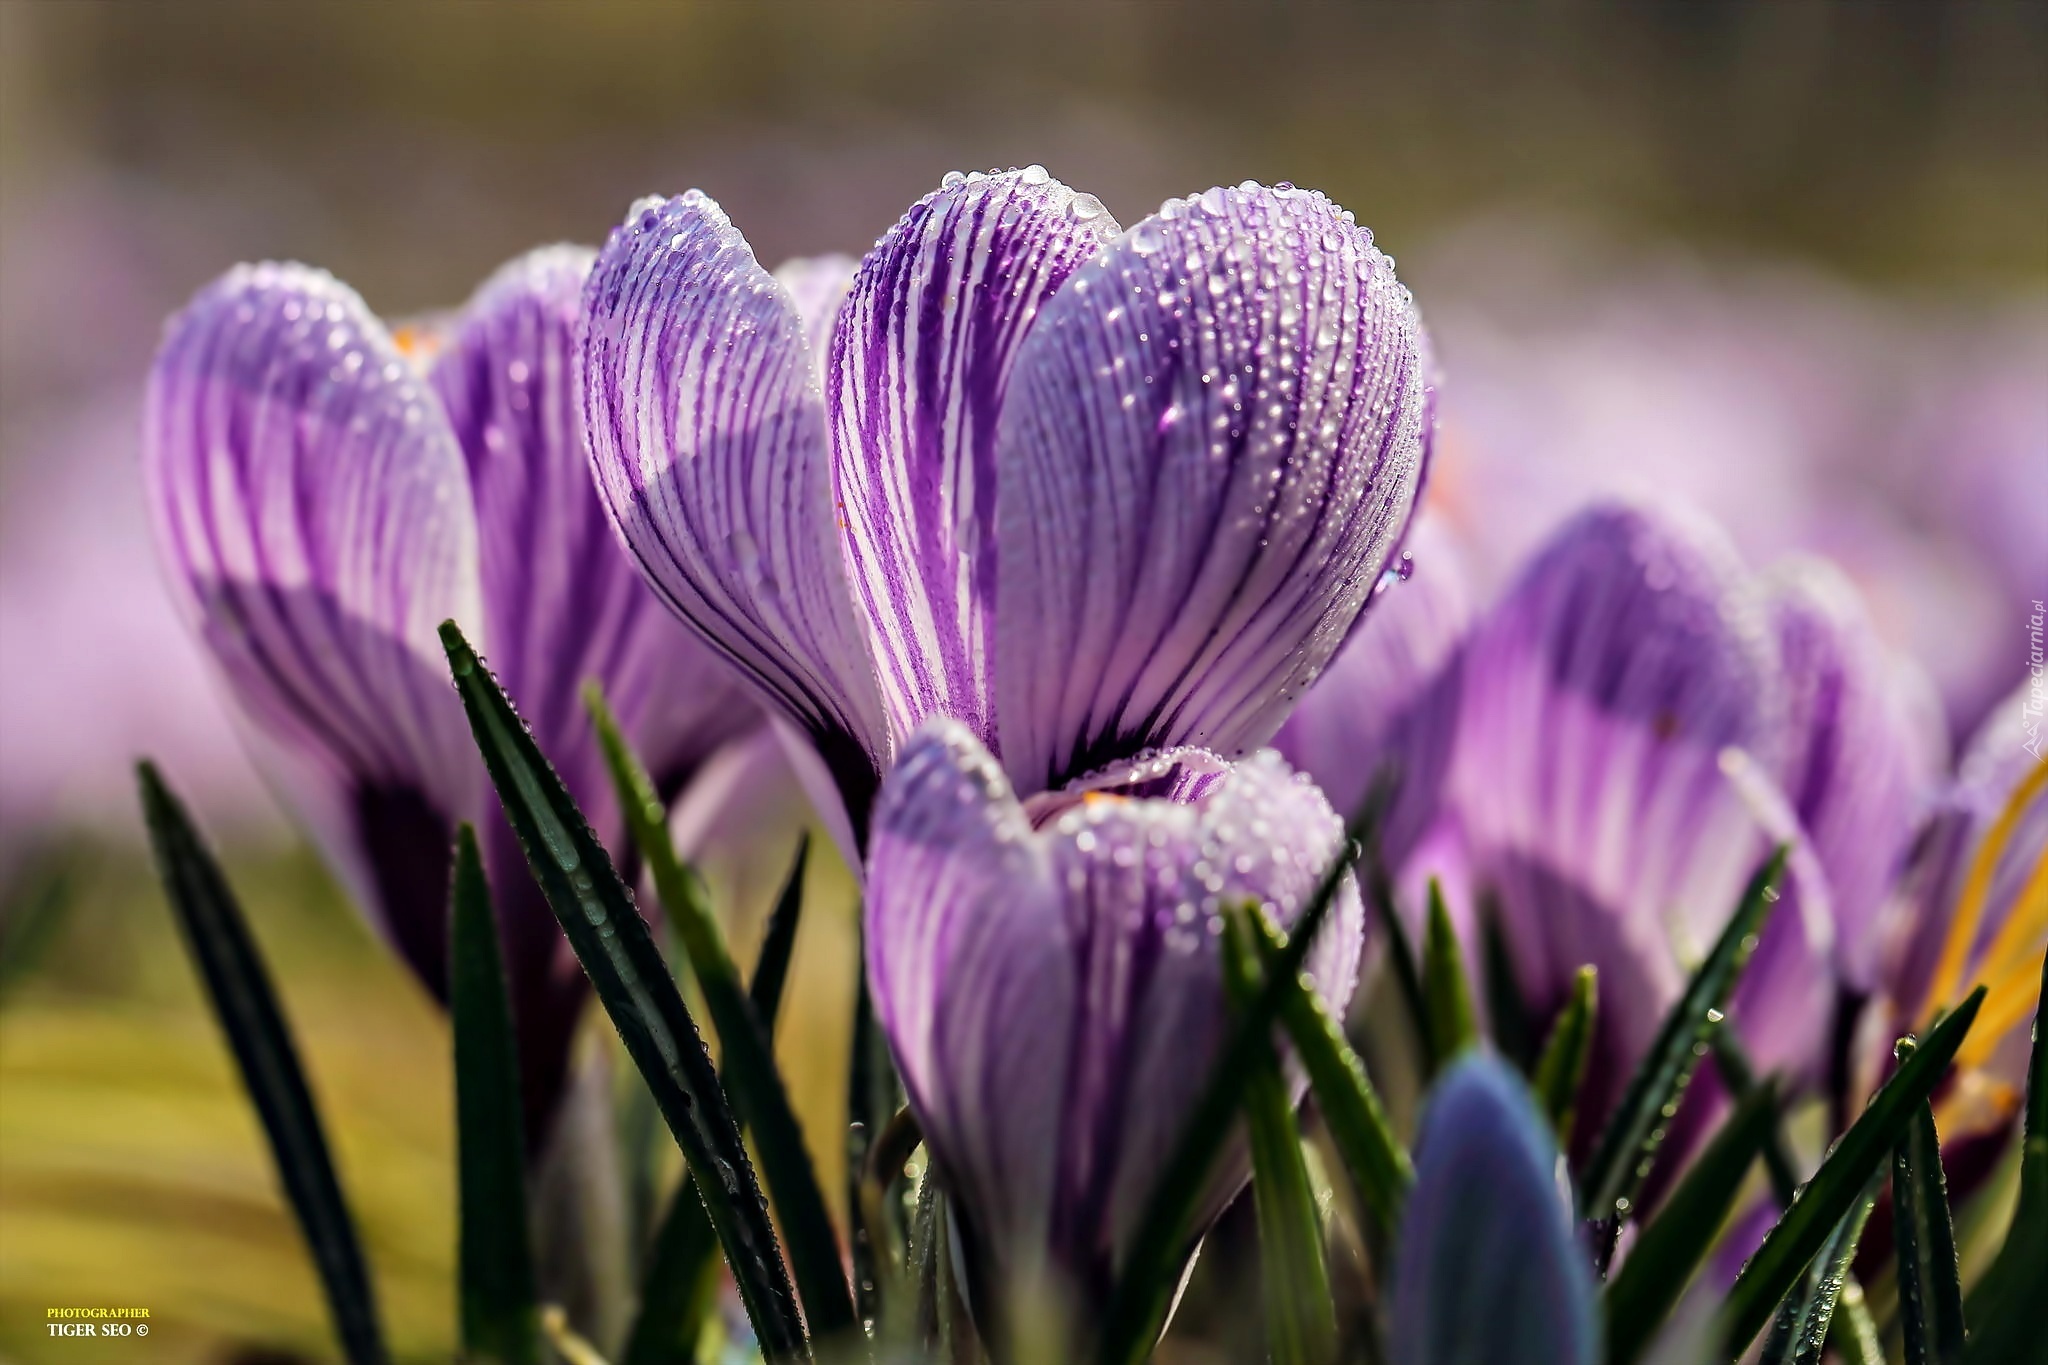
1 395 276 864
1286 499 1951 1183
1273 510 1473 871
1861 687 2045 1132
1414 223 2044 741
863 719 1363 1328
1762 557 1945 992
579 170 1434 846
1390 1054 1598 1365
144 249 757 1120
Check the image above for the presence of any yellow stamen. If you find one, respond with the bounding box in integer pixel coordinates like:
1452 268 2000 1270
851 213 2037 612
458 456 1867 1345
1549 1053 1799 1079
1922 756 2047 1028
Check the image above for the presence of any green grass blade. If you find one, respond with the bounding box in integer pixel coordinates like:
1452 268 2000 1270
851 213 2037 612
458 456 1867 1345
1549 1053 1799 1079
1759 1171 1879 1365
1719 985 1987 1359
450 825 542 1365
1225 905 1337 1365
750 834 809 1027
1421 879 1479 1074
1532 966 1598 1150
439 624 806 1361
1711 1028 1802 1205
137 762 389 1365
1892 1037 1966 1365
620 1182 720 1365
587 685 855 1344
1246 908 1412 1247
848 941 907 1332
1962 948 2046 1365
1605 1078 1776 1365
1480 901 1537 1073
1580 847 1788 1223
1096 804 1372 1365
623 900 814 1365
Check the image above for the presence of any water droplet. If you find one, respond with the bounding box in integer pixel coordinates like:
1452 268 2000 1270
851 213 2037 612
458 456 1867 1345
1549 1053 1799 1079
1021 163 1051 185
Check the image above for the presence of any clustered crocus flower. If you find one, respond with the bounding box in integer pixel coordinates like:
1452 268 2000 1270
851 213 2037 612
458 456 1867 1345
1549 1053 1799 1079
144 248 757 1126
573 168 1434 1331
578 168 1435 847
1283 501 1942 1153
866 720 1363 1323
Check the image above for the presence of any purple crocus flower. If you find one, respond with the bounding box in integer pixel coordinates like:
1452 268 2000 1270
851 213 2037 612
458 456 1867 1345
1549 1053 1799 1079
579 169 1434 848
863 718 1364 1330
1390 1055 1598 1365
1272 508 1474 878
1290 502 1942 1153
1863 685 2045 1130
144 248 757 1121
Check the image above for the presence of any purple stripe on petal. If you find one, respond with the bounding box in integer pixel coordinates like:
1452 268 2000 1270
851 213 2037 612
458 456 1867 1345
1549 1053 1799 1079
993 183 1432 796
580 193 889 817
831 168 1121 750
144 262 483 982
435 245 755 814
1763 558 1942 989
1391 1056 1598 1365
865 719 1362 1314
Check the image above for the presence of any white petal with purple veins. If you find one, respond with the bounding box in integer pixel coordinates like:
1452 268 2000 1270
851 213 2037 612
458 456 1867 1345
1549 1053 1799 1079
144 261 484 977
993 183 1432 795
580 192 889 815
865 719 1362 1308
831 169 1121 750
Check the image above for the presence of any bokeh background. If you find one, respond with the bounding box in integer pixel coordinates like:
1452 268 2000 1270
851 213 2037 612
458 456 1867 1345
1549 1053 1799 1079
1 4 2042 1361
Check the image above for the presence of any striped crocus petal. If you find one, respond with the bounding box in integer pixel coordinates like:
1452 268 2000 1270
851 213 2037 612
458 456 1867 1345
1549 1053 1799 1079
831 168 1120 751
1450 504 1835 1140
1391 1056 1599 1365
436 246 755 813
1763 558 1944 991
581 192 890 825
993 182 1433 796
144 262 484 990
865 719 1362 1315
1273 510 1474 865
432 246 760 1088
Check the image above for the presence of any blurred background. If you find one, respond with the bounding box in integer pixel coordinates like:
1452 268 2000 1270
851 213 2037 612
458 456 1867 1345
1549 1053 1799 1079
0 4 2042 1361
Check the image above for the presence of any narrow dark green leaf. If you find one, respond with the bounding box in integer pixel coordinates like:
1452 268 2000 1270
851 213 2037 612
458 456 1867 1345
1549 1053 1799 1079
450 825 541 1365
1719 985 1986 1359
1711 1028 1802 1205
1892 1036 1966 1365
1246 908 1412 1246
620 1183 720 1365
1962 948 2046 1365
438 625 806 1361
750 834 809 1027
1532 966 1598 1150
1096 803 1372 1365
0 843 77 1002
137 761 389 1365
587 685 854 1344
1356 768 1426 1057
1480 899 1537 1073
1605 1079 1776 1365
848 940 908 1332
1225 904 1337 1365
1421 879 1479 1074
623 908 813 1365
911 1176 973 1362
1580 847 1789 1223
1759 1172 1879 1365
